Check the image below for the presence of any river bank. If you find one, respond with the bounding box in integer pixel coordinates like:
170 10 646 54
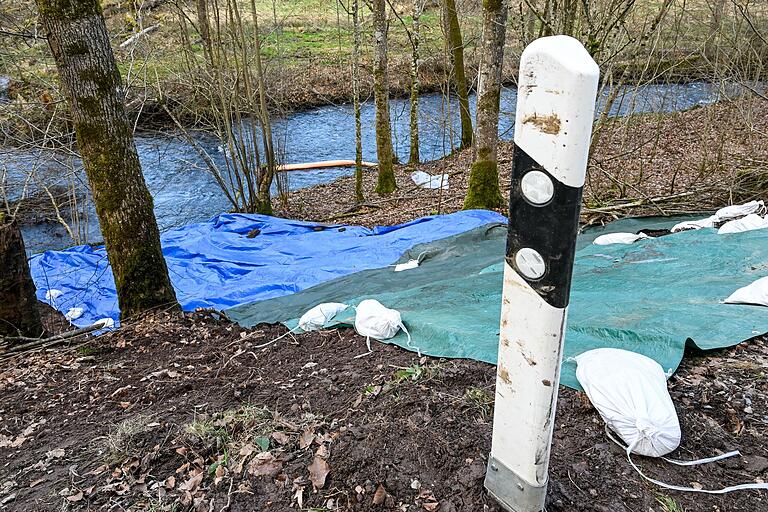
9 81 736 253
278 96 768 227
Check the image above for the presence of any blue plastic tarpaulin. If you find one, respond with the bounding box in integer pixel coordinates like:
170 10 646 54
29 210 505 327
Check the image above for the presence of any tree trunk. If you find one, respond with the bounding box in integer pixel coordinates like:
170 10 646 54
408 0 423 165
464 0 507 210
443 0 473 150
0 220 43 338
250 1 276 215
352 0 365 203
196 0 212 65
36 0 178 319
705 0 725 62
372 0 397 194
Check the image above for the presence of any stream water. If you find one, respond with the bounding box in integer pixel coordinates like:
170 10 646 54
4 82 729 253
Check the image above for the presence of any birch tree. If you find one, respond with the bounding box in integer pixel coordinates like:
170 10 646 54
352 0 365 202
408 0 424 165
464 0 508 210
443 0 473 150
35 0 178 318
372 0 397 194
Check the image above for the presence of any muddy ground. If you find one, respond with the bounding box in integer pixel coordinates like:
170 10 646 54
1 307 766 512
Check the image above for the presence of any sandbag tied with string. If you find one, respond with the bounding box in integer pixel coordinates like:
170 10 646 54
575 348 768 494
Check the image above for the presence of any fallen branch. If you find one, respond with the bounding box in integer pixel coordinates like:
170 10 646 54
0 319 111 358
119 25 159 49
278 160 377 172
582 191 697 214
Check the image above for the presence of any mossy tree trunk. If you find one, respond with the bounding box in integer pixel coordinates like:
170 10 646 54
443 0 473 150
0 220 43 338
408 0 423 166
352 0 365 203
464 0 508 210
372 0 397 194
36 0 178 319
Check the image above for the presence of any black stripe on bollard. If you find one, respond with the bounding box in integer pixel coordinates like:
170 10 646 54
506 143 583 309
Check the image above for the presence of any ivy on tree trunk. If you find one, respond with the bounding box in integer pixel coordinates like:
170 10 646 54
36 0 178 319
464 0 508 210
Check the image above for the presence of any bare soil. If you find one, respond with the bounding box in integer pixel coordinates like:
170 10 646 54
1 309 766 512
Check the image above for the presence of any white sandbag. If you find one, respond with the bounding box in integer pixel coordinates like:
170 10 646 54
411 171 449 190
354 299 418 355
577 347 768 494
671 217 715 233
671 200 765 233
724 276 768 306
65 307 84 321
45 289 63 302
354 299 404 340
575 348 680 457
94 318 115 329
593 232 650 245
717 213 768 235
713 200 764 222
297 302 348 331
394 259 420 272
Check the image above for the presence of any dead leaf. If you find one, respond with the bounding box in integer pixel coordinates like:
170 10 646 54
164 476 176 489
88 464 108 476
299 427 315 449
308 455 330 490
293 485 305 508
214 464 226 485
247 452 282 478
423 502 440 511
239 443 257 457
272 431 290 445
175 446 189 456
691 481 703 490
66 490 83 502
372 484 387 505
179 471 203 492
316 444 331 459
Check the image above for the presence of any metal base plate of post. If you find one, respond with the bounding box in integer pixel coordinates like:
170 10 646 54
484 456 546 512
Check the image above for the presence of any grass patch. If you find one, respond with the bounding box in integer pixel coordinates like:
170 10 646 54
656 493 686 512
184 405 273 451
463 386 494 419
106 414 154 463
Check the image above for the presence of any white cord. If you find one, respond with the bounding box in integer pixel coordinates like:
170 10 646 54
605 425 768 494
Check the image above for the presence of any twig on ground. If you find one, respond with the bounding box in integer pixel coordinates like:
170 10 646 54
0 320 108 359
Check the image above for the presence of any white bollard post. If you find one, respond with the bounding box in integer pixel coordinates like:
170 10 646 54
484 36 599 512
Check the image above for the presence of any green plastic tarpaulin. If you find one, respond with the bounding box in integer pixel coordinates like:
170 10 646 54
227 217 768 389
